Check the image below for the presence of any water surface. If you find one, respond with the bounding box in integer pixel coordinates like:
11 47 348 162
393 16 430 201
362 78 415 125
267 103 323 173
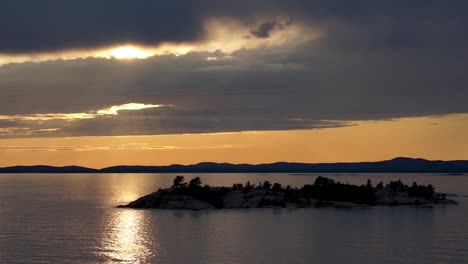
0 173 467 263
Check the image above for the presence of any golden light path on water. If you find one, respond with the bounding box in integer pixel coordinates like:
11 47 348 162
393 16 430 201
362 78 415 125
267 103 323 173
98 175 168 263
103 209 157 262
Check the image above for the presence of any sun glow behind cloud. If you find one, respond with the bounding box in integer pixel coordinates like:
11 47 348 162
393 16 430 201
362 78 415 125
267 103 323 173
0 18 319 65
101 46 153 59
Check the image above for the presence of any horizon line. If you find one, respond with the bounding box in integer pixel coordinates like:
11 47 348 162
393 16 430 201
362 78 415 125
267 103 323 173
2 157 468 170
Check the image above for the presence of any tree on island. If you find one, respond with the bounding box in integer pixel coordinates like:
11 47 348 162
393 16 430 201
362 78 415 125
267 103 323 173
232 183 244 190
366 179 373 189
272 183 282 192
172 176 187 188
262 181 272 190
242 181 253 193
189 177 202 189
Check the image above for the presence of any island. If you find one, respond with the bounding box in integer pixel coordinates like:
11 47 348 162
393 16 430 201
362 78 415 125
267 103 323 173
118 176 458 210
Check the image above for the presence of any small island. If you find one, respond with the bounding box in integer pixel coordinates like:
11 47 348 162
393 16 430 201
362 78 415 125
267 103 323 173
118 176 458 210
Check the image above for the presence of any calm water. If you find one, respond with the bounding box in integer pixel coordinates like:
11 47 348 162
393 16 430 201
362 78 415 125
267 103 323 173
0 173 467 263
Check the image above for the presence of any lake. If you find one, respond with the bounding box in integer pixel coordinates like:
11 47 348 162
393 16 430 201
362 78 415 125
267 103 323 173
0 173 467 263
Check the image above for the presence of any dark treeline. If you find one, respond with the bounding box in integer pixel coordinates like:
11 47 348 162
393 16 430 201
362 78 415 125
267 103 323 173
381 179 435 199
162 176 436 207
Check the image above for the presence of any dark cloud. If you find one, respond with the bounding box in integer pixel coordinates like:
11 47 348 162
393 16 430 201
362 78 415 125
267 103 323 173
0 1 203 53
249 18 292 38
1 1 468 53
250 22 277 38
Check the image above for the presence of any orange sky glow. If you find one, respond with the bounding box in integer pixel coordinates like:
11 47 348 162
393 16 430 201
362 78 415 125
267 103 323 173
1 114 467 168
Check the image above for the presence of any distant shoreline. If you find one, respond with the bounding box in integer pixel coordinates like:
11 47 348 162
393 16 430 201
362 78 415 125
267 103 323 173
1 157 468 174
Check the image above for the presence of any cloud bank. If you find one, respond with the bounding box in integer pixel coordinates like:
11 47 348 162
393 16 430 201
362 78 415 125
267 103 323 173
0 1 467 53
0 1 467 138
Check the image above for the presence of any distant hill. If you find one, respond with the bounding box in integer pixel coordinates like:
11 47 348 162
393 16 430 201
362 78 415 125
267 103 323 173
1 157 468 173
0 165 98 173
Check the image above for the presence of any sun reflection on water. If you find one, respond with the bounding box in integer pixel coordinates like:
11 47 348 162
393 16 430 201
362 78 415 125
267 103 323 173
102 209 157 263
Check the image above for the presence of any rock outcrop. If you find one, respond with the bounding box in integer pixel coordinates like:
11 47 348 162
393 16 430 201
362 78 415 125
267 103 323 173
221 189 288 208
118 192 215 210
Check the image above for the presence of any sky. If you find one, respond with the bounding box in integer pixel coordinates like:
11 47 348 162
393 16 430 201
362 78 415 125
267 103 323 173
0 1 467 167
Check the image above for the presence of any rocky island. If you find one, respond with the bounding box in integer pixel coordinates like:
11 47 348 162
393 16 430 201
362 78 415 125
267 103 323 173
118 176 458 210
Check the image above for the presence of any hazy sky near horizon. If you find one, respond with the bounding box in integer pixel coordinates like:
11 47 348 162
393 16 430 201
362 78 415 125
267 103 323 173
1 1 467 165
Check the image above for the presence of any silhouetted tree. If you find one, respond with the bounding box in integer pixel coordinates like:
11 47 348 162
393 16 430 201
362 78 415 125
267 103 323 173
232 183 244 190
257 181 263 189
262 181 272 189
366 179 372 189
172 176 186 188
272 183 282 192
388 180 406 193
189 177 202 189
426 184 435 198
243 181 253 193
314 176 335 187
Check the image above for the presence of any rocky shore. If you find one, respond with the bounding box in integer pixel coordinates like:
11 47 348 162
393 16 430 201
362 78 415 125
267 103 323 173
118 176 458 210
